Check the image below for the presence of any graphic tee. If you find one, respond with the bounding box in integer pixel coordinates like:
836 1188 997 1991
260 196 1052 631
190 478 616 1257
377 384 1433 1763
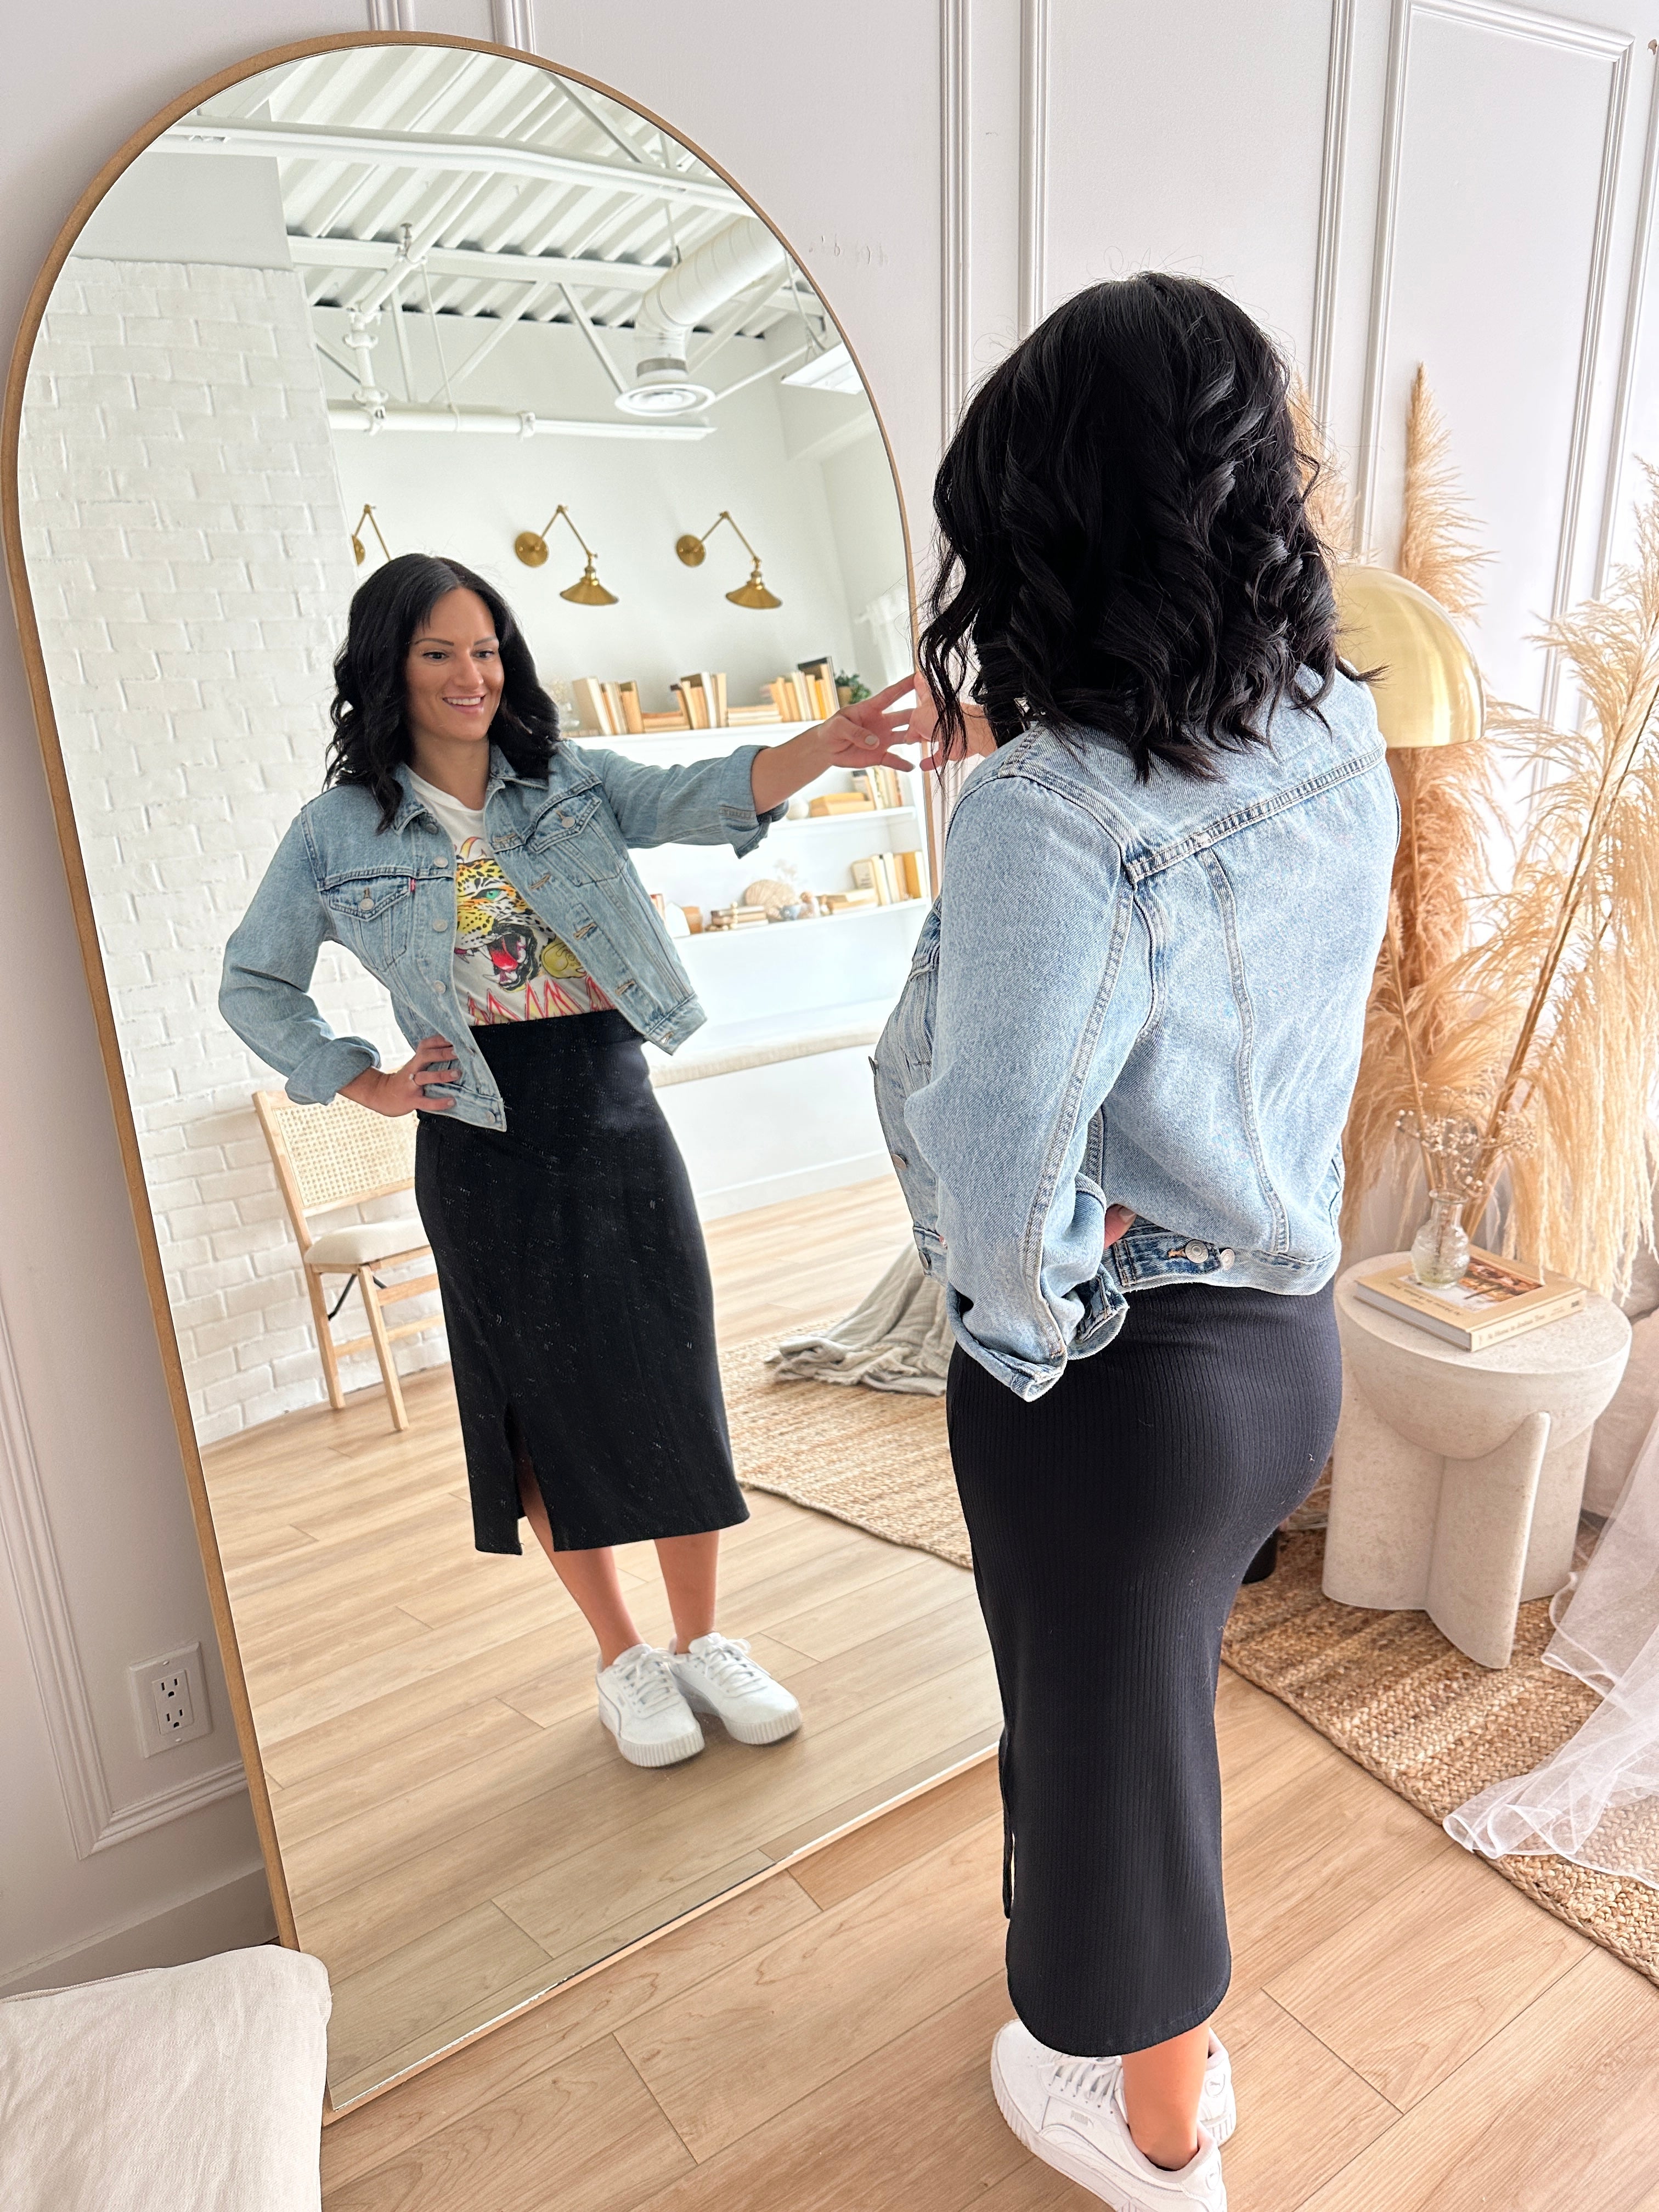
406 770 612 1025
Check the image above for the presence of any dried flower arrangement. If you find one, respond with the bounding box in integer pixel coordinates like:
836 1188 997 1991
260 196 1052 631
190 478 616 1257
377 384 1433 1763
1318 371 1659 1295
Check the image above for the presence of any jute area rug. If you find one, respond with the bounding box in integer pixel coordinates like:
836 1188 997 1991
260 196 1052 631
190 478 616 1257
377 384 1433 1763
719 1332 1658 1987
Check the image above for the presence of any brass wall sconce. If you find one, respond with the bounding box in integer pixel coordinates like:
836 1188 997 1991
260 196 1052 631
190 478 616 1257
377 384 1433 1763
675 511 781 610
514 506 618 605
350 503 392 568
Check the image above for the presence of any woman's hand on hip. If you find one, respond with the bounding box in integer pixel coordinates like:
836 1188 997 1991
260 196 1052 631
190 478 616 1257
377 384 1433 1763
341 1036 459 1116
1103 1204 1136 1249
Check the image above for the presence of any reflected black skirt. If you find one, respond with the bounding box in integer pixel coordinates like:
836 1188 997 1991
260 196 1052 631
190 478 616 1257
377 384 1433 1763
415 1011 748 1555
947 1280 1340 2056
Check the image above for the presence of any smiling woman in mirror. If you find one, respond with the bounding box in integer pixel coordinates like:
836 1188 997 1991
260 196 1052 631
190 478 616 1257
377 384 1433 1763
219 552 913 1767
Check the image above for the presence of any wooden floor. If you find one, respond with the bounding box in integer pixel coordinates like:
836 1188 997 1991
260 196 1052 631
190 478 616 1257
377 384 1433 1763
201 1178 996 2105
319 1669 1659 2211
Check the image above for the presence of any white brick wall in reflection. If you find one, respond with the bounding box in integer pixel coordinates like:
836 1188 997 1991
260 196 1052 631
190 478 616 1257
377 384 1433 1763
18 256 445 1443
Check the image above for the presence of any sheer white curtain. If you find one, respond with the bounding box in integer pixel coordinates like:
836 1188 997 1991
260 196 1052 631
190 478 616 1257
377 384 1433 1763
1446 1407 1659 1887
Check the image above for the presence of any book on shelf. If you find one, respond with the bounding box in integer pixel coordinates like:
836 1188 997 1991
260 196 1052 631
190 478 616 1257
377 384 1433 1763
798 657 838 721
821 888 879 912
807 791 877 817
1352 1248 1587 1351
616 679 644 735
571 675 611 735
706 902 769 930
850 766 907 810
727 702 783 727
851 856 890 905
896 849 924 899
640 708 689 733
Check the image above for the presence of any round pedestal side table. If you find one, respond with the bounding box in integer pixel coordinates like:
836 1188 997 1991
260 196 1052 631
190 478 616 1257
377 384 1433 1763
1323 1255 1630 1668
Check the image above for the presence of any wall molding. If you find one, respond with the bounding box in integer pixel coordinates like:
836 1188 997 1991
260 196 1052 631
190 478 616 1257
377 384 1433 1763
366 0 416 30
1018 0 1048 335
0 1283 245 1860
1307 0 1358 447
1592 40 1659 591
1355 0 1633 716
941 0 971 426
490 0 537 49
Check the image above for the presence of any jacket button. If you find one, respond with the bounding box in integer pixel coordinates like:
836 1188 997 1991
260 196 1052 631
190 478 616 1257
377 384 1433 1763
359 892 373 911
431 915 448 930
435 856 450 872
1184 1240 1209 1262
1218 1249 1235 1268
890 1150 908 1170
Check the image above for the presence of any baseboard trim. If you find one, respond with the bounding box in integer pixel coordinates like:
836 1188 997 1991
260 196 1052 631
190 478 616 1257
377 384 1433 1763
1 1864 276 1997
693 1150 893 1221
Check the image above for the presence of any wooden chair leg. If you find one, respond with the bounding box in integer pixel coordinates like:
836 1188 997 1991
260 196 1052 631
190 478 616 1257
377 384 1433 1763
358 1265 409 1432
304 1268 347 1410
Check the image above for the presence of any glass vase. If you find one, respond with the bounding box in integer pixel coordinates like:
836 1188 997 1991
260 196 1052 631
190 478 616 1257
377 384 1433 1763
1410 1194 1470 1288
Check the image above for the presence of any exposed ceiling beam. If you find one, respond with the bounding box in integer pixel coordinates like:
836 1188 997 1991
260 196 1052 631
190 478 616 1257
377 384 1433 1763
291 236 800 323
162 119 741 213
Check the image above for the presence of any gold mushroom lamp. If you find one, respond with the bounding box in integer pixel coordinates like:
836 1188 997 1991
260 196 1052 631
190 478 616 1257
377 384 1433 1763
675 510 781 610
514 505 618 605
1334 565 1484 749
349 503 392 569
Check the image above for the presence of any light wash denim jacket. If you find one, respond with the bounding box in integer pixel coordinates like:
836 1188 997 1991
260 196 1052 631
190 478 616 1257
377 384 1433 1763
220 742 781 1130
872 672 1397 1400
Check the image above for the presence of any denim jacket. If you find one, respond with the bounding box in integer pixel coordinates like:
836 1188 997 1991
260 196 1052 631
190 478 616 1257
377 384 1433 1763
220 742 781 1130
872 673 1397 1399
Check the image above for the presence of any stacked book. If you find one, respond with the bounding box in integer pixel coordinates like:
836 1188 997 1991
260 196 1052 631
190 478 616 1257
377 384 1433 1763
727 702 784 727
704 902 770 932
820 888 880 913
572 676 646 735
672 671 729 729
806 790 876 818
852 852 924 904
851 766 910 810
1353 1249 1586 1351
768 657 840 722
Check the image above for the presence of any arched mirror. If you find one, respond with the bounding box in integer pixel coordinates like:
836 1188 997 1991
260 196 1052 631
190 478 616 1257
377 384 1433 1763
4 32 994 2114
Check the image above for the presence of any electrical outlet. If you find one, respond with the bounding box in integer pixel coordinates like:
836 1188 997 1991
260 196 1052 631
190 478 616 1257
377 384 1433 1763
128 1643 213 1758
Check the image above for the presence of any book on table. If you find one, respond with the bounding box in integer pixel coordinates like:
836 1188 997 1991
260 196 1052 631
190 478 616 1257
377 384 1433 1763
1352 1248 1587 1351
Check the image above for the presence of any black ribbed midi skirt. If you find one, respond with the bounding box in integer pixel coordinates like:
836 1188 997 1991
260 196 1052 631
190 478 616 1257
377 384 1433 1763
415 1010 748 1555
946 1278 1340 2057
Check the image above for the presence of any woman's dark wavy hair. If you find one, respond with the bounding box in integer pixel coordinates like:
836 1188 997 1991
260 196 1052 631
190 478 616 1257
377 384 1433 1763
921 272 1344 778
325 553 560 828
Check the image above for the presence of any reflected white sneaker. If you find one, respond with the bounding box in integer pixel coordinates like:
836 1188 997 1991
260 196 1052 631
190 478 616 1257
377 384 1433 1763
596 1643 704 1768
667 1632 803 1745
991 2021 1226 2209
1000 2021 1235 2145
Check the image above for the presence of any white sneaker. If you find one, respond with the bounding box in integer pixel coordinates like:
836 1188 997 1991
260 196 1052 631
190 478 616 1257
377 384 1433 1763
596 1643 704 1768
991 2021 1227 2209
667 1632 803 1745
1001 2020 1235 2145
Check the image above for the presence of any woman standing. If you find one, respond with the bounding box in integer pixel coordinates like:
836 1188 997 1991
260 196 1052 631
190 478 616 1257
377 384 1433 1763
874 276 1397 2209
223 554 912 1770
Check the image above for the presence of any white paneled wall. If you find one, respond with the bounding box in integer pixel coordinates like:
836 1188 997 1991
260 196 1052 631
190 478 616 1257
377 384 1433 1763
17 255 424 1448
4 0 1656 1997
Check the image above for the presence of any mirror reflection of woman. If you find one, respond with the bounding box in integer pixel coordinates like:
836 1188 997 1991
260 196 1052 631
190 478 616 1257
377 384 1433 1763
221 555 913 1769
879 277 1397 2209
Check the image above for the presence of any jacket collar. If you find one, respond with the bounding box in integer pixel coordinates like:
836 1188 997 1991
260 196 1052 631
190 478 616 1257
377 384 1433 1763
388 746 538 834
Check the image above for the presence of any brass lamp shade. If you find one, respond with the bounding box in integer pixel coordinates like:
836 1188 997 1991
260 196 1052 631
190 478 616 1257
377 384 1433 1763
726 560 781 611
1334 565 1484 749
514 506 616 604
676 511 781 610
561 557 619 607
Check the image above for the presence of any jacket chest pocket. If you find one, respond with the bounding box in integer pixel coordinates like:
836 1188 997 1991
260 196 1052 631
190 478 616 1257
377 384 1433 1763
323 873 418 970
522 789 622 886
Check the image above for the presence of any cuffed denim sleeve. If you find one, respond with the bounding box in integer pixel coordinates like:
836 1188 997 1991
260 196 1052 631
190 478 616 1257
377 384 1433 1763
901 770 1150 1401
587 743 785 855
219 813 381 1107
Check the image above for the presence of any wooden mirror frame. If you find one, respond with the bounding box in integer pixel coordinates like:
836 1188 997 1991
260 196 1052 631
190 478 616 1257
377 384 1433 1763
2 27 928 2118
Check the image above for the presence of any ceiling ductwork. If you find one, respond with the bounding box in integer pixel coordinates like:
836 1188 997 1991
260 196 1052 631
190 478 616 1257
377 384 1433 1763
616 216 788 419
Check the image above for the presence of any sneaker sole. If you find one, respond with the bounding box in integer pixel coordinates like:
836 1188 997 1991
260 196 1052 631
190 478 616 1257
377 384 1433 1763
991 2042 1223 2212
678 1685 802 1746
597 1699 703 1768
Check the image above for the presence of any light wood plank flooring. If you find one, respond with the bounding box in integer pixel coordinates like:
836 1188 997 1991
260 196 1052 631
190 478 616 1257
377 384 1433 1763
200 1178 996 2106
320 1669 1659 2211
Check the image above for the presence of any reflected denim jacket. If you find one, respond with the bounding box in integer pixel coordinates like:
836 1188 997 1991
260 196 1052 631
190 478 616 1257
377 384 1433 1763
872 673 1397 1399
220 742 782 1131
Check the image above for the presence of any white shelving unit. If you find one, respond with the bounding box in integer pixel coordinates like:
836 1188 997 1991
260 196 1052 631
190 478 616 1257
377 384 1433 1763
572 724 932 1218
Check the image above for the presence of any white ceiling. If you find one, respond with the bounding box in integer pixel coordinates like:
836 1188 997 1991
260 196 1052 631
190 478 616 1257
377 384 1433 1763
171 44 823 348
